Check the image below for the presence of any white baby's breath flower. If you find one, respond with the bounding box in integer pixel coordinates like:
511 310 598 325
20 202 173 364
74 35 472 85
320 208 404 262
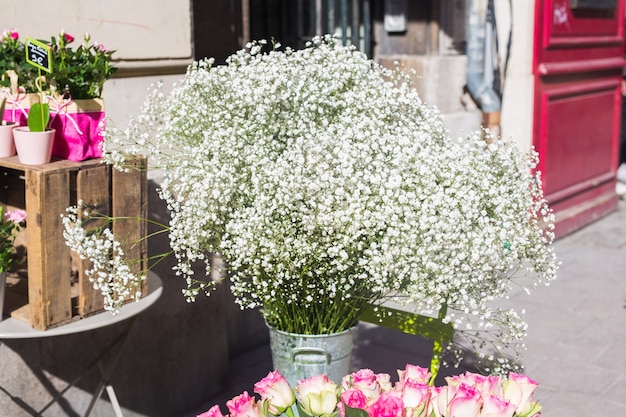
74 36 557 372
62 202 145 314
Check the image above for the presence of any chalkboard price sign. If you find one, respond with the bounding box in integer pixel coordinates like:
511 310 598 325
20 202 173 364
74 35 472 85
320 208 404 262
25 37 53 73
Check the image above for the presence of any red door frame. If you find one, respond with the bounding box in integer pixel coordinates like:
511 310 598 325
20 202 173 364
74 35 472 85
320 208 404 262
533 0 624 238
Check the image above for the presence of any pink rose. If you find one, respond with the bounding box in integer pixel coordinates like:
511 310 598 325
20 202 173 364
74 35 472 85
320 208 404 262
226 391 262 417
253 370 295 415
197 404 227 417
435 384 482 417
367 391 404 417
10 29 18 40
341 369 383 403
446 372 502 397
295 374 339 417
449 384 482 417
6 209 26 224
480 393 516 417
502 373 542 417
341 389 368 409
400 378 431 409
375 373 393 393
397 364 431 387
60 30 75 43
339 388 369 417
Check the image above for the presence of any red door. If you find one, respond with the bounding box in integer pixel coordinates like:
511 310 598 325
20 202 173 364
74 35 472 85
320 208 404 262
533 0 624 238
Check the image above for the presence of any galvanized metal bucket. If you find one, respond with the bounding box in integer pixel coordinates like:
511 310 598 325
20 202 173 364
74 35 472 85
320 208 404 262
267 324 357 386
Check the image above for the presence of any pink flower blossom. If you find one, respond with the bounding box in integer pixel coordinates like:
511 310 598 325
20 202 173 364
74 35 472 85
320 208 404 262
339 388 369 417
502 373 542 417
399 378 431 409
226 391 262 417
60 30 75 43
341 388 369 409
253 370 295 415
448 384 482 417
480 393 516 417
433 384 483 417
296 374 338 417
5 209 26 224
1 29 18 42
341 368 384 404
197 404 227 417
94 41 109 53
446 372 502 397
367 391 404 417
397 364 431 387
203 365 543 417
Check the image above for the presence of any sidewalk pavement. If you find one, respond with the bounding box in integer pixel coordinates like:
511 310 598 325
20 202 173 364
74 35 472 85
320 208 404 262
185 198 626 417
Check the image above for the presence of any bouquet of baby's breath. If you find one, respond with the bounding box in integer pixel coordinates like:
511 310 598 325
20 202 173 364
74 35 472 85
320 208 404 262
64 35 557 374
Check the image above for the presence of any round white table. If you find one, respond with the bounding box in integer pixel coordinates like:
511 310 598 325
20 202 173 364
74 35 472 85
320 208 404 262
0 272 163 416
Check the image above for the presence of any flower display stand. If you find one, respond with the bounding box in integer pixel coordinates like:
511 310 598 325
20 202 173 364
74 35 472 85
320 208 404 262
0 155 147 330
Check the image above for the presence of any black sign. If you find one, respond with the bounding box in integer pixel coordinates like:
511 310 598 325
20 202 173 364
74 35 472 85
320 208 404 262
25 37 52 73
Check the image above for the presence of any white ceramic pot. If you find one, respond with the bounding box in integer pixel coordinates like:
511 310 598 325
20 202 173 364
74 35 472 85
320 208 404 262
13 127 56 165
0 122 17 157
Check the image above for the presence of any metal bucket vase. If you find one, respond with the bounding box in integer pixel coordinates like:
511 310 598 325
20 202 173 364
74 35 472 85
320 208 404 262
267 324 357 386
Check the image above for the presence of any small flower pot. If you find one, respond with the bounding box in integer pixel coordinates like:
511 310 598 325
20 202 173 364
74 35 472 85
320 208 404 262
13 127 56 165
0 122 17 158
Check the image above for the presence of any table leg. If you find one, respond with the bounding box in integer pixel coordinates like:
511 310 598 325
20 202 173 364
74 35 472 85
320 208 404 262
83 316 137 417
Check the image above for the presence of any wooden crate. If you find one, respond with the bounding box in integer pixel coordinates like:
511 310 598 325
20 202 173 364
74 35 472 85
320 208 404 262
0 155 148 330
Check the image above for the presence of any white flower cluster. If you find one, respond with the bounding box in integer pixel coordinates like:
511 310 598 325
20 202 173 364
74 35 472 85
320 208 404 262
97 35 556 366
62 203 145 314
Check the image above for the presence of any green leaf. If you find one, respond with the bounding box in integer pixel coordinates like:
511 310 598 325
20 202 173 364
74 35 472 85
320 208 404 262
27 102 50 132
344 405 369 417
295 402 314 417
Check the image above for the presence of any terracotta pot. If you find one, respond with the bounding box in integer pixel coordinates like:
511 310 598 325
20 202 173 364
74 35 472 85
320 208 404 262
13 127 56 165
0 122 17 158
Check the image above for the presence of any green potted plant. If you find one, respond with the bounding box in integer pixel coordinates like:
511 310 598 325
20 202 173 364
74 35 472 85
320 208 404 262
12 101 54 165
0 28 41 96
1 28 46 128
1 28 55 164
1 29 25 158
49 31 117 100
12 69 54 165
46 30 117 161
1 29 116 162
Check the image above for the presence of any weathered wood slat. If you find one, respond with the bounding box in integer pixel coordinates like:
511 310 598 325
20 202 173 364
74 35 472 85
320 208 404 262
25 168 73 329
75 163 110 316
